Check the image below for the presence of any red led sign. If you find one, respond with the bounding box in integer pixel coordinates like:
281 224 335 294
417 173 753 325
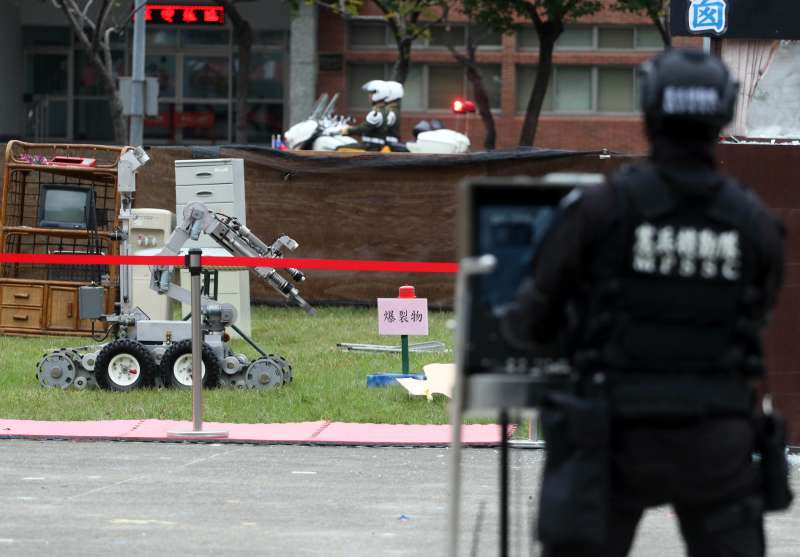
143 4 225 25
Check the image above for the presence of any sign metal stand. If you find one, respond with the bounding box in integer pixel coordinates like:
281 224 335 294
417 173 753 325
366 285 430 387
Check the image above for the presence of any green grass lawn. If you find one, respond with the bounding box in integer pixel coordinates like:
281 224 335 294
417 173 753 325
0 306 464 425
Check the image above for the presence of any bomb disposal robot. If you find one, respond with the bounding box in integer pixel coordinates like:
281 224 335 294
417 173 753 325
36 147 314 392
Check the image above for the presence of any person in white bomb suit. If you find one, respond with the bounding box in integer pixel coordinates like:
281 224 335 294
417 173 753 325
339 80 390 151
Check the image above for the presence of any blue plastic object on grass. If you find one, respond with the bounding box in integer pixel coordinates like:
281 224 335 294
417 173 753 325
367 373 425 388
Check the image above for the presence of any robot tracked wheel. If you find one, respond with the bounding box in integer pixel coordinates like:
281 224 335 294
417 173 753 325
159 339 221 389
94 339 158 391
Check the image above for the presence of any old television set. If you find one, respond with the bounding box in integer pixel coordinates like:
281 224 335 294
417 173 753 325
458 174 604 410
37 185 97 230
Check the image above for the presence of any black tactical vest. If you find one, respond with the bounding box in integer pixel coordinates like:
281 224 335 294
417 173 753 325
574 164 764 381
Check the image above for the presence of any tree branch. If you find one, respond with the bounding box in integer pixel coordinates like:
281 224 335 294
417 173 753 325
446 43 470 67
564 0 579 15
647 5 671 46
93 0 114 53
523 2 544 31
59 0 95 54
372 0 403 41
372 0 391 15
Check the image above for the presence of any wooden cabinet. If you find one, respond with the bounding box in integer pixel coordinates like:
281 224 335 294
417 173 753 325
0 280 112 336
0 307 42 330
47 287 77 331
2 285 44 306
0 141 124 337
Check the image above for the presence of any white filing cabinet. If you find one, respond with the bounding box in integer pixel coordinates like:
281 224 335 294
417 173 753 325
175 158 251 337
130 208 176 321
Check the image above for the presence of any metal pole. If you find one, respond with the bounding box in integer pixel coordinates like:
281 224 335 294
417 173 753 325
129 0 147 146
499 410 509 557
447 255 496 557
168 249 228 439
401 335 409 373
190 249 203 431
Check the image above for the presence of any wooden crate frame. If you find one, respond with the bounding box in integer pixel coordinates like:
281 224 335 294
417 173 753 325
0 141 128 336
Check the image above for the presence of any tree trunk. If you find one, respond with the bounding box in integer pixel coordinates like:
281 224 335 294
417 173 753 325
109 94 128 145
391 39 412 84
465 65 496 150
651 6 671 47
519 32 557 147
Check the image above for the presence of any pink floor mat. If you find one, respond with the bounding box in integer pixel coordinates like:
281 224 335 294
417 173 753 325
0 418 513 446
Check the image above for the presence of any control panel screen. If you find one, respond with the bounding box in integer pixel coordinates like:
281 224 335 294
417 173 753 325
459 177 599 377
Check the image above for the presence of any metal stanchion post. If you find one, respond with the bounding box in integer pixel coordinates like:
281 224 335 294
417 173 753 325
168 249 228 440
447 254 496 557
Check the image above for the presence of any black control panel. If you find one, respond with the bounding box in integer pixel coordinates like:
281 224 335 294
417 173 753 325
458 175 602 409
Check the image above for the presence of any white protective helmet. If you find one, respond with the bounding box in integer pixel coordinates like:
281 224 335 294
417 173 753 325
362 79 391 103
385 81 404 103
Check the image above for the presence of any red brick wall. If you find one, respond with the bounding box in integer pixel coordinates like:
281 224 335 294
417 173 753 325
316 2 702 154
717 144 800 443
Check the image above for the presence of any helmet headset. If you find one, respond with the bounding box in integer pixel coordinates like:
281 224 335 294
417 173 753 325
639 49 739 139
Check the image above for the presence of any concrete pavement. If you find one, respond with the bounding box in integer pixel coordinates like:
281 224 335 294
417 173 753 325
0 440 797 556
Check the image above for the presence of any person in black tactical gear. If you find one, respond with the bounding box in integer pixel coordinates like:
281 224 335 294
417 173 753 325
505 49 786 557
339 80 389 151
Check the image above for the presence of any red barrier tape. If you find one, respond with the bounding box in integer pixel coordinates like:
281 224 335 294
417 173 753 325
0 253 460 274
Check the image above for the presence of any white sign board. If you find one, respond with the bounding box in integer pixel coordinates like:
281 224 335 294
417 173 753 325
377 298 429 336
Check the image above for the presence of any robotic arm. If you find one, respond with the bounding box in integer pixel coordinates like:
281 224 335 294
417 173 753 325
150 203 315 326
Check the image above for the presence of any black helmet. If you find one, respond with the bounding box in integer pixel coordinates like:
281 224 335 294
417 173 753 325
640 49 739 139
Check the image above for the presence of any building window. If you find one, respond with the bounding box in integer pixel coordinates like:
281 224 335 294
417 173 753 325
236 51 284 100
146 54 177 97
74 50 125 96
142 26 286 144
471 25 503 47
429 26 466 48
635 27 664 49
473 65 503 109
517 25 665 51
598 27 634 49
26 54 69 96
147 28 179 47
401 66 424 110
22 23 287 144
516 65 640 114
347 64 385 110
347 63 502 111
74 99 115 141
183 56 229 98
232 49 285 144
182 29 230 46
558 27 595 49
597 67 635 112
23 25 73 141
73 49 126 141
22 26 71 48
428 65 465 108
348 21 501 49
349 22 389 48
555 66 592 112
